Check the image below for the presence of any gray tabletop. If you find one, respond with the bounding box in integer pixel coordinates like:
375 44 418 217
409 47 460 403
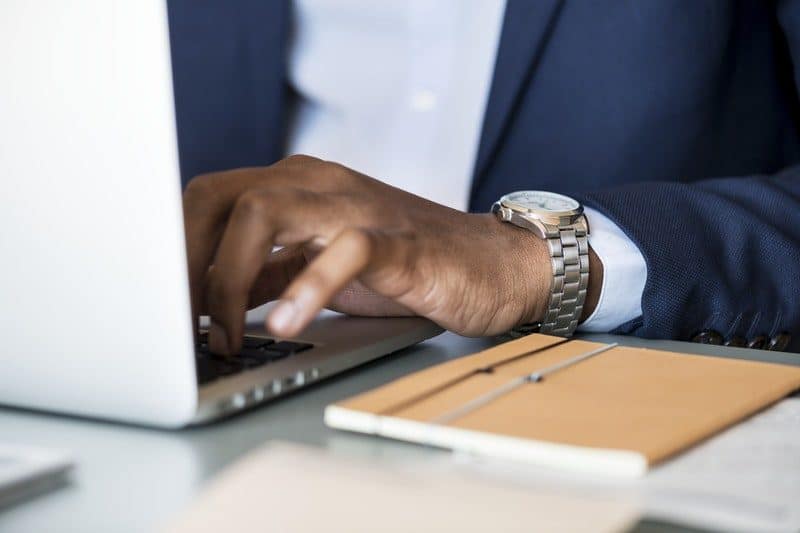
1 331 797 533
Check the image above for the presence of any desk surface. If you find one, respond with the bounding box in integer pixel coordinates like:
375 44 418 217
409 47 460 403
1 331 798 533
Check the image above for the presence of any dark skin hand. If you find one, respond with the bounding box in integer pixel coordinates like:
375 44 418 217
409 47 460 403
182 155 603 356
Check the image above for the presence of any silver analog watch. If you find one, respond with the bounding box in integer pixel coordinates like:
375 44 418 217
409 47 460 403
492 191 589 337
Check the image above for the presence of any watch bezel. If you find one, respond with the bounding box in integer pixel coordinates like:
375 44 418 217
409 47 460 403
499 191 583 217
498 191 583 218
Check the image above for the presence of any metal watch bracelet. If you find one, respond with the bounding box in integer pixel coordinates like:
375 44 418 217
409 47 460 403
539 226 590 336
510 226 590 339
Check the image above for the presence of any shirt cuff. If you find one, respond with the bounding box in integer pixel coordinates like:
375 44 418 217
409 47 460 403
577 207 647 332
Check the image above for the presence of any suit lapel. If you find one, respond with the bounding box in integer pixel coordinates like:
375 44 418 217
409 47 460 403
471 0 564 196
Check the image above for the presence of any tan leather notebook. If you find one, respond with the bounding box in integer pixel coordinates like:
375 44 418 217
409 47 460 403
325 335 800 477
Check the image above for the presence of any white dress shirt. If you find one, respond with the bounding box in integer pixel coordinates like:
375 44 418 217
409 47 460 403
285 0 647 332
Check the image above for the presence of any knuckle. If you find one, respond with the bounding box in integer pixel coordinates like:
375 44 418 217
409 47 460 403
326 162 359 186
282 154 322 167
342 227 374 259
318 161 359 193
183 173 218 205
232 189 271 219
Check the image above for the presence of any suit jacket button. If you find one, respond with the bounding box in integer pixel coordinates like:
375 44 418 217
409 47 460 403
724 336 747 348
692 330 723 345
766 333 791 352
747 335 767 350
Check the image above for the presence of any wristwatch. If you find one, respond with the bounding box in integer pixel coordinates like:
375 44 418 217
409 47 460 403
492 191 589 337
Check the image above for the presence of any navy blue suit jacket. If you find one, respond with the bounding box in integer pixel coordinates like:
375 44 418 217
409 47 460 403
166 1 800 351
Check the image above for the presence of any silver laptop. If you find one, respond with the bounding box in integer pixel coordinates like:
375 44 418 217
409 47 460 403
0 1 441 427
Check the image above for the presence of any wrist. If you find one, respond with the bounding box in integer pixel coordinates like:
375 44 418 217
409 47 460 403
580 247 603 322
496 220 551 327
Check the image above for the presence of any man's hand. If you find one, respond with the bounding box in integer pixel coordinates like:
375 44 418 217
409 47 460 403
183 155 602 355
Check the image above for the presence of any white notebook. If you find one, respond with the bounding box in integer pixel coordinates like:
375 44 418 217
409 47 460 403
0 444 73 508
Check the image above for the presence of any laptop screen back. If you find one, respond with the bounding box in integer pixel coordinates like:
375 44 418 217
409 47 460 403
0 0 197 426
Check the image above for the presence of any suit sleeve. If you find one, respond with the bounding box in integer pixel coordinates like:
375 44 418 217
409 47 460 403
569 2 800 351
573 167 800 351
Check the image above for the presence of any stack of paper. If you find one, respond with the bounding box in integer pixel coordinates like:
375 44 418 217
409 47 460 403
163 442 639 533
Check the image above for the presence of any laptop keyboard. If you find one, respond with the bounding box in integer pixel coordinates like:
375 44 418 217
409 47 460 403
195 332 314 385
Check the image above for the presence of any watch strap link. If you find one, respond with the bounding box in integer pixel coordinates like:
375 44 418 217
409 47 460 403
540 226 589 336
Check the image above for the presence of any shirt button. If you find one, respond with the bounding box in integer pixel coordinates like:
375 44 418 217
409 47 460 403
409 89 437 112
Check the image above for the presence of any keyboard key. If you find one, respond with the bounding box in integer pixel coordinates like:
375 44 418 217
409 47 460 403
196 336 273 355
195 356 217 384
258 349 292 362
257 341 314 362
230 352 269 369
210 357 244 376
242 336 274 349
269 341 314 354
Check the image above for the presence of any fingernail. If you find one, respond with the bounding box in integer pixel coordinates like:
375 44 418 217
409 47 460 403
269 299 298 333
209 322 230 355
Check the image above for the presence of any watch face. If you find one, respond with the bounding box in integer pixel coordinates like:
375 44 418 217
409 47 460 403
502 191 581 215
